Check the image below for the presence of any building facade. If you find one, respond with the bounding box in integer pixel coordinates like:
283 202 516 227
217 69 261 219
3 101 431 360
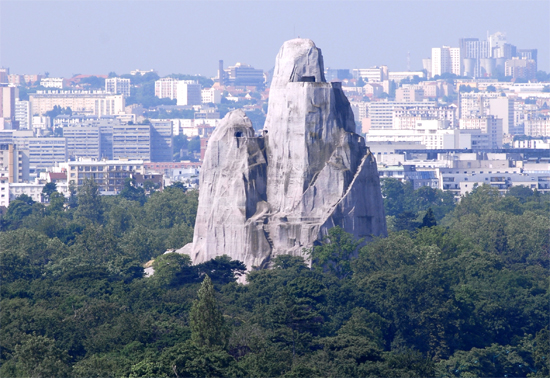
105 77 131 97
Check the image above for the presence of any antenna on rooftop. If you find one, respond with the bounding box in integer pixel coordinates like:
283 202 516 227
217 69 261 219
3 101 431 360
407 51 411 71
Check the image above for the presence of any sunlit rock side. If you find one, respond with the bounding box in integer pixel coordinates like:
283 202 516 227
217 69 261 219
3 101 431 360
177 38 387 271
177 109 271 271
263 38 387 257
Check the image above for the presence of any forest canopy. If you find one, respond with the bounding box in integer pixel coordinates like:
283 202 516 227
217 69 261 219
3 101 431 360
0 180 548 377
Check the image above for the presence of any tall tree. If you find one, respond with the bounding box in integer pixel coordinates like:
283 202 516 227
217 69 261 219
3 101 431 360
75 179 103 223
310 226 362 279
421 208 437 228
189 275 228 348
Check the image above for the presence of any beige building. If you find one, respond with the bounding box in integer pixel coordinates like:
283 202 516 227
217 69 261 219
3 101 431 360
395 86 424 102
0 143 29 183
459 115 503 149
505 58 536 80
30 91 125 117
524 118 550 137
62 158 145 193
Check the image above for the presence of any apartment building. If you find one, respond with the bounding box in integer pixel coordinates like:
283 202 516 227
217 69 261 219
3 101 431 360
112 124 150 160
28 138 67 171
431 46 462 76
505 58 536 80
395 86 424 102
63 126 102 159
352 66 389 82
0 167 8 208
366 120 468 149
201 88 222 104
63 158 145 193
524 118 550 137
459 116 503 149
105 77 131 97
177 81 201 106
30 91 125 117
393 104 458 129
0 143 29 183
155 78 179 100
15 100 31 130
150 120 173 162
366 101 437 130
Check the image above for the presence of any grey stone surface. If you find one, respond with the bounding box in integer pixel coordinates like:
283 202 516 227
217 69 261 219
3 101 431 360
177 38 387 271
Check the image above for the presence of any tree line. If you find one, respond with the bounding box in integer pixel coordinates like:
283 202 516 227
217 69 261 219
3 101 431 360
0 179 548 377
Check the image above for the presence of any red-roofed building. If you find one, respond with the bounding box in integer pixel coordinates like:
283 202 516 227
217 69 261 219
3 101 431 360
47 172 67 183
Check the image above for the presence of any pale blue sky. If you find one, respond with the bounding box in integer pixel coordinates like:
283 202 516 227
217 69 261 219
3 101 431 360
1 0 548 78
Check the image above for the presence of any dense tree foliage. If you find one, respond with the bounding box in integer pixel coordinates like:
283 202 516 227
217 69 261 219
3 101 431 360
0 182 548 377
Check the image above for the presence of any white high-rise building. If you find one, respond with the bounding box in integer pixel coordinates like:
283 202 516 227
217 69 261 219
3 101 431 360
431 46 462 76
489 32 507 54
155 78 179 100
15 100 31 130
201 88 222 104
105 77 131 97
177 81 201 106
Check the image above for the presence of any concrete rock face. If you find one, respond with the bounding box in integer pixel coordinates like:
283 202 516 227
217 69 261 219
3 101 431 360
179 39 387 271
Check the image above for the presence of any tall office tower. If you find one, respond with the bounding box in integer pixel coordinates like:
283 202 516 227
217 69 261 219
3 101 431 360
112 124 151 160
105 77 131 97
15 100 31 130
432 46 462 76
176 81 201 106
154 78 179 100
150 120 173 162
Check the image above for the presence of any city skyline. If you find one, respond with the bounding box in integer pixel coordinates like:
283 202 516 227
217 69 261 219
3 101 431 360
1 0 548 78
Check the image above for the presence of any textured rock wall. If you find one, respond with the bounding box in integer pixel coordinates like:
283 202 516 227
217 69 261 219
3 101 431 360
178 39 387 271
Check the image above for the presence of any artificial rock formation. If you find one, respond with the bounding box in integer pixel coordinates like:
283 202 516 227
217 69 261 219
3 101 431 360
178 38 387 270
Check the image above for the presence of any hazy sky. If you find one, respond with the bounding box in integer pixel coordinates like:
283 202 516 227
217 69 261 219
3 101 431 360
1 0 548 78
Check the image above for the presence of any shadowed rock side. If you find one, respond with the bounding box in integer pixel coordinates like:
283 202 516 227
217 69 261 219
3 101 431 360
178 39 386 271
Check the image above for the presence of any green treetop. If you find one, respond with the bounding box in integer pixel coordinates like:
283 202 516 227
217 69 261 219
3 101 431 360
189 275 228 349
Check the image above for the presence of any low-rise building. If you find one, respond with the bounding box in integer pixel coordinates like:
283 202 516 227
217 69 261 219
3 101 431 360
62 158 145 194
9 180 45 203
